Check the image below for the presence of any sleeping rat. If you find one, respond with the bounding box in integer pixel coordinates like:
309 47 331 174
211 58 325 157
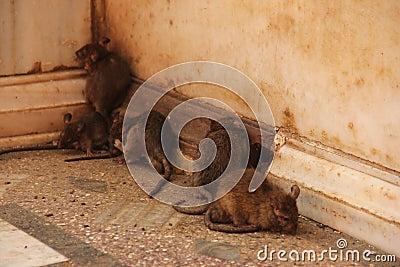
204 168 300 234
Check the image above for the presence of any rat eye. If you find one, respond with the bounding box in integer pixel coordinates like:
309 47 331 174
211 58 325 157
280 216 289 223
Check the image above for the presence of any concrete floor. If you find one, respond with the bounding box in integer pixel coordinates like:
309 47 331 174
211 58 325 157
0 149 397 266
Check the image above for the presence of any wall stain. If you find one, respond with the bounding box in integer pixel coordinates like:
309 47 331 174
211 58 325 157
347 122 354 130
355 77 365 87
283 107 298 132
268 14 296 39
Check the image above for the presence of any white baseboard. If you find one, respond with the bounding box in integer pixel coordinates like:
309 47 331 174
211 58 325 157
270 143 400 257
0 70 90 148
0 132 60 149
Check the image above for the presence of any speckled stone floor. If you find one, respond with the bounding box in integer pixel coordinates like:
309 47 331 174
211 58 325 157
0 149 397 266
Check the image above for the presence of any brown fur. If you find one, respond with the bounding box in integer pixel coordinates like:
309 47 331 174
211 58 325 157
173 119 268 214
109 111 124 155
123 110 172 180
204 168 300 234
75 38 131 127
58 112 109 156
173 120 232 214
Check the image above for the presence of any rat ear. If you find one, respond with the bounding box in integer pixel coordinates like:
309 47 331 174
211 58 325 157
63 113 72 124
99 37 110 46
270 199 280 214
271 200 288 223
290 185 300 200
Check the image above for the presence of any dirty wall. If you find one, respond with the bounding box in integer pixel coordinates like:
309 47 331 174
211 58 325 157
101 0 400 173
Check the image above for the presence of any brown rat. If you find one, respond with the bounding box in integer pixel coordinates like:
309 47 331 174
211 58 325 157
204 168 300 234
75 38 131 127
75 37 110 71
173 119 232 214
0 111 110 159
108 110 124 156
107 82 143 157
58 112 109 157
173 119 269 214
123 110 172 181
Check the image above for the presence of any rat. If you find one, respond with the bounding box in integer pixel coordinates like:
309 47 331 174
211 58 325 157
108 110 124 155
1 111 115 162
58 112 109 157
173 118 270 214
173 119 232 213
204 168 300 234
75 37 131 127
123 110 172 181
0 111 110 158
106 80 143 157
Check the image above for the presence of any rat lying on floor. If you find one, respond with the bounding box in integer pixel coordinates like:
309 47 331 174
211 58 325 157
204 168 300 234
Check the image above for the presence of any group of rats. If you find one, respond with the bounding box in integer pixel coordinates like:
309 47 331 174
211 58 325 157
1 37 301 235
58 37 131 158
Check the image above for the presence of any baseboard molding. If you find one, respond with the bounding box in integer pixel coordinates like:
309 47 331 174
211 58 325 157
0 132 60 149
0 70 89 142
269 143 400 257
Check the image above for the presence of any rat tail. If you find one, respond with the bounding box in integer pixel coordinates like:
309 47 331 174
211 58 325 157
173 204 209 215
0 143 58 156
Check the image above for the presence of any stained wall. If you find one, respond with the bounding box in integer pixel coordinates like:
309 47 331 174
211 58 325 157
102 0 400 172
0 0 91 76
